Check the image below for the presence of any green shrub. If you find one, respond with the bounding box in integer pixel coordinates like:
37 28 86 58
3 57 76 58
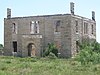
47 52 57 59
75 41 100 65
43 43 58 57
92 42 100 53
1 67 8 71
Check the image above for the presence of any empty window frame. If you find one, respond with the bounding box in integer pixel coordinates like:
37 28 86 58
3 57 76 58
13 41 17 52
12 23 17 34
30 21 35 34
76 41 79 53
55 20 61 32
91 24 94 34
75 20 78 33
30 21 39 34
35 21 39 33
84 22 88 34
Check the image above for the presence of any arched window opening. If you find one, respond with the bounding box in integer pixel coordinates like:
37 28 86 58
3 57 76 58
55 20 60 32
12 23 17 34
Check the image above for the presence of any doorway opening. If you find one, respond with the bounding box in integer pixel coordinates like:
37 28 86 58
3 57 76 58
27 43 36 57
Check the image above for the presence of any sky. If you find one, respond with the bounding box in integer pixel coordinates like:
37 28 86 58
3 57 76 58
0 0 100 45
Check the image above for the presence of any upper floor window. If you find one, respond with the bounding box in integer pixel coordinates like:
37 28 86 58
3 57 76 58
91 24 94 34
75 20 78 33
30 21 39 34
12 23 17 34
30 21 34 34
35 21 39 33
84 22 88 34
55 20 61 32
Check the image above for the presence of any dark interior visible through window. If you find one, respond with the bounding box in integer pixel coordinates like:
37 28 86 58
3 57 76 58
13 41 17 52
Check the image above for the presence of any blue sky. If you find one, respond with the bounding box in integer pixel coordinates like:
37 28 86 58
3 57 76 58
0 0 100 45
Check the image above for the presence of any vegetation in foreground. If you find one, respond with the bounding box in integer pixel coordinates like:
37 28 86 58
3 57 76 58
75 41 100 65
0 56 100 75
0 41 100 75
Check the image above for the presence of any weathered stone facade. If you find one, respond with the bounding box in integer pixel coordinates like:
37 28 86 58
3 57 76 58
4 3 96 57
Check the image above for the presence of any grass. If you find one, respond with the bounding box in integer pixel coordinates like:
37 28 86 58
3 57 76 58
0 56 100 75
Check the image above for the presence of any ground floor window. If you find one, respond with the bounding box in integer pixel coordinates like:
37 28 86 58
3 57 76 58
76 41 79 53
13 41 17 52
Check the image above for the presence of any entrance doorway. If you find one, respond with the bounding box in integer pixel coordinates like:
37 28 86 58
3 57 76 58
27 43 36 57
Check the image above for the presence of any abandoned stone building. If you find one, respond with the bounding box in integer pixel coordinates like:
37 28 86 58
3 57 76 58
4 2 96 57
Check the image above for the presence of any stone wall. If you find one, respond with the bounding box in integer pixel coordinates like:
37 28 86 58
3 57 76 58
71 15 96 57
4 19 13 56
4 14 96 57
